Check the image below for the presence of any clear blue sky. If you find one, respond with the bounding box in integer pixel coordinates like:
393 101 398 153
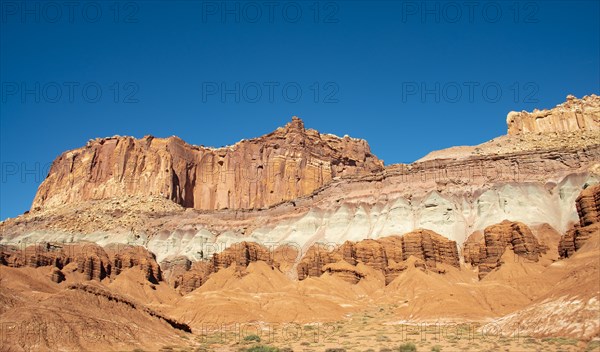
1 0 598 220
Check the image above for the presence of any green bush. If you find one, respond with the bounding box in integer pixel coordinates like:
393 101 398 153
243 334 261 343
431 345 441 352
242 346 279 352
398 342 417 352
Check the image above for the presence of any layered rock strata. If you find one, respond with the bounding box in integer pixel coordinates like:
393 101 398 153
32 117 383 211
507 94 600 134
558 184 600 258
0 243 162 283
297 230 460 284
167 241 279 294
463 220 547 279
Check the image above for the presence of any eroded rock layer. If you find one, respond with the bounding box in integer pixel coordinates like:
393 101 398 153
0 243 162 283
166 241 280 294
558 184 600 258
297 230 460 284
32 117 383 211
463 220 547 279
507 94 600 134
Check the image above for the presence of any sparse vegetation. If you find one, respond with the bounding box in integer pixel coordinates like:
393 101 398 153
546 337 578 346
240 346 279 352
586 340 600 351
431 346 442 352
243 334 261 343
398 342 417 352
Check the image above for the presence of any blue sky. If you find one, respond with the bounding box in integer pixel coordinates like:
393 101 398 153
1 0 598 220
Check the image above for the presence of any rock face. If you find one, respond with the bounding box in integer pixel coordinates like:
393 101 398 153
463 221 547 279
575 183 600 227
167 241 279 294
507 94 600 135
49 267 65 283
0 243 162 283
106 244 162 283
558 184 600 258
32 117 383 211
297 230 460 284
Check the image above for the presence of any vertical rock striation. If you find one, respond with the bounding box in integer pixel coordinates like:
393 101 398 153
463 221 547 279
507 94 600 135
32 117 383 211
558 184 600 258
297 230 460 284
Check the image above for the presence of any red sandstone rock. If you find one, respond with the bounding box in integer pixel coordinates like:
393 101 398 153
297 230 459 284
507 94 600 134
558 184 600 258
166 241 281 294
32 117 383 212
463 221 547 279
0 243 162 283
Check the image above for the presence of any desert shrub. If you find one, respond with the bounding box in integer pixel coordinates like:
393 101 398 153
398 342 417 352
585 340 600 351
243 334 261 343
242 346 279 352
431 346 442 352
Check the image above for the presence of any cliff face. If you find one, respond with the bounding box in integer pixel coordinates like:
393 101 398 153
507 94 600 135
0 243 162 283
163 242 281 294
32 117 383 211
558 184 600 258
297 230 460 284
574 183 600 227
463 221 547 279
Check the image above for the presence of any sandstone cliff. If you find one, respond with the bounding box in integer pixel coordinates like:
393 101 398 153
558 184 600 258
463 220 547 279
297 230 460 284
507 94 600 134
0 243 162 283
32 117 383 211
166 241 279 294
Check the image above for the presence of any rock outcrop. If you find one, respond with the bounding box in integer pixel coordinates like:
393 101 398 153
507 94 600 135
463 220 547 279
32 117 383 211
0 243 162 283
167 241 280 294
558 184 600 258
575 183 600 226
297 230 460 284
106 244 162 283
